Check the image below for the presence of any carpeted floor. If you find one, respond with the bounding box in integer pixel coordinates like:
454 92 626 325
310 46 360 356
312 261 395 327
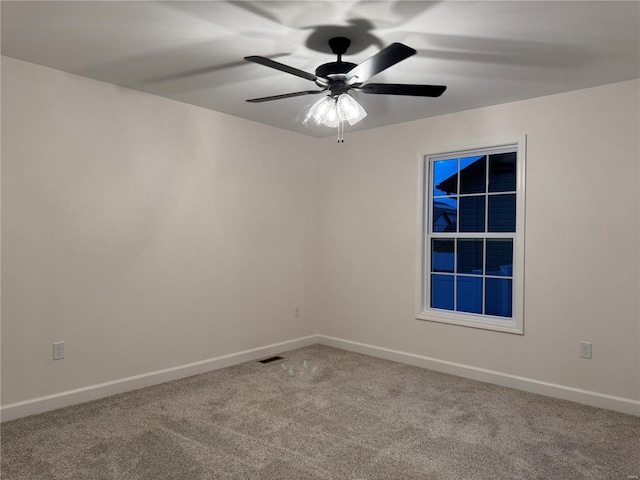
1 344 639 479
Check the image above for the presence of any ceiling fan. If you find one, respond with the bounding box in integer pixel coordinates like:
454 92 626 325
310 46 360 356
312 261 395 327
244 37 446 141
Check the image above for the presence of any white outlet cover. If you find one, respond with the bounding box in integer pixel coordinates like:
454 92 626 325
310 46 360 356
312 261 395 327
53 342 65 360
580 342 592 359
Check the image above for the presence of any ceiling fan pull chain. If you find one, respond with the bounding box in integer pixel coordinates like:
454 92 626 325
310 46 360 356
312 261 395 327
337 120 345 143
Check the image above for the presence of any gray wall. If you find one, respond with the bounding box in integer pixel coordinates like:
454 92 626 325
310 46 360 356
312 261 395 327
1 57 322 405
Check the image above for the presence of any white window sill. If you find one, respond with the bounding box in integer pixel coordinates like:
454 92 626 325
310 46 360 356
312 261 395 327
416 310 523 335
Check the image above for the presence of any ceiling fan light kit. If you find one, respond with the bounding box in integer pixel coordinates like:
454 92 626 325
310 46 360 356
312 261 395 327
303 93 367 142
245 36 446 142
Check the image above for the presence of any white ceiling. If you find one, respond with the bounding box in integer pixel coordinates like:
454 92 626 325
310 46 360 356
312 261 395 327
2 1 639 138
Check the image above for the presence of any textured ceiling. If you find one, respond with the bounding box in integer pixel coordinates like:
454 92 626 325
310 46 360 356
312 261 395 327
2 1 639 137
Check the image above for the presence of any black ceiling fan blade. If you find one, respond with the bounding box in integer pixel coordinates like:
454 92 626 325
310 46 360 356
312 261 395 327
346 43 416 83
244 56 324 84
357 83 447 97
246 90 327 103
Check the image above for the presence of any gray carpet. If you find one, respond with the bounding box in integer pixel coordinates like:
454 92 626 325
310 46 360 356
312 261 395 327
2 345 639 479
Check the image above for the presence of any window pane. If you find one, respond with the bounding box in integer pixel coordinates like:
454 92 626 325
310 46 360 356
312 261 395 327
433 159 458 196
432 197 457 232
460 155 486 194
457 239 483 274
486 239 513 276
485 278 513 317
432 239 454 273
459 196 485 232
489 153 516 193
431 274 454 310
488 194 516 232
457 276 482 314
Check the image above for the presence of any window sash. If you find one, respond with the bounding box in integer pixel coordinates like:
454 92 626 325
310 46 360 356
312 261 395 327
425 237 518 319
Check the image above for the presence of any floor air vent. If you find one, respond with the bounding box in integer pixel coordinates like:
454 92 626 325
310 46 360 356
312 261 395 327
258 356 284 364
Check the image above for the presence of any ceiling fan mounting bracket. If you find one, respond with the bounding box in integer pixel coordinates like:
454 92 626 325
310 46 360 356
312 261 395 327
315 37 357 79
328 37 351 57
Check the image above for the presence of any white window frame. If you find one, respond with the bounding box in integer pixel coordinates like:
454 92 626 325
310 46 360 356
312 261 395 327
415 136 526 334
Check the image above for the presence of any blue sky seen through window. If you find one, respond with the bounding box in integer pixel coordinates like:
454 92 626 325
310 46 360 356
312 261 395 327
430 152 516 318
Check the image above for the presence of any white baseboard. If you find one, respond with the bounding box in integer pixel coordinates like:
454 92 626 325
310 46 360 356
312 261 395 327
4 334 638 421
316 335 640 416
0 335 318 422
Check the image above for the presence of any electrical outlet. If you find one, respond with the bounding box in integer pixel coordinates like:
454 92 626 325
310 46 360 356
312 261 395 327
53 342 65 360
294 305 301 318
580 341 592 359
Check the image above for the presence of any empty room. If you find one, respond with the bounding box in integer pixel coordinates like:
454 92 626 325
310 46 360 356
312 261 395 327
1 1 639 479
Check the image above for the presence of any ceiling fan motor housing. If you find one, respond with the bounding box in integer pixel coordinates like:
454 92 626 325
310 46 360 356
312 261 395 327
315 61 357 78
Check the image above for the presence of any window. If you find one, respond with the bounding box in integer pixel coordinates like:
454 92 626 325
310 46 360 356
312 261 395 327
416 138 526 334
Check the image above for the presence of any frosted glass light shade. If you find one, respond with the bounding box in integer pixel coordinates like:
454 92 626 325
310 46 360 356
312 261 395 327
321 100 340 128
303 96 334 126
303 95 338 127
336 93 367 125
